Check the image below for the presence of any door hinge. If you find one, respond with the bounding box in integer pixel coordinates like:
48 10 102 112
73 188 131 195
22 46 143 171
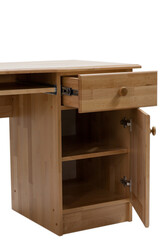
120 176 131 191
61 86 78 96
120 117 132 132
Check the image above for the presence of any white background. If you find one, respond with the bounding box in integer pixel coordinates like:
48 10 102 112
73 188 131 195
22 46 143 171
0 0 159 239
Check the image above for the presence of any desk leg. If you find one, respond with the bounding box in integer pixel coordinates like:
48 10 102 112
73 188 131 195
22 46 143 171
10 74 63 236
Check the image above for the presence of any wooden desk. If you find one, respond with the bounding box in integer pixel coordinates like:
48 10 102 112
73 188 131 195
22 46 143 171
0 60 157 235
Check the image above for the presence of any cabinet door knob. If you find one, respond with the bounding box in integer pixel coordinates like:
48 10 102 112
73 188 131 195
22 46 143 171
150 126 156 136
118 87 128 96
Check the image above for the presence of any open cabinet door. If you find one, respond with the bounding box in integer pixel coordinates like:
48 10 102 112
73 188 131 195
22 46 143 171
130 109 150 227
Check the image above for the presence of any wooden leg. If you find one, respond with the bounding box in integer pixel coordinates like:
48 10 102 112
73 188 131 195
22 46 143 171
10 74 63 236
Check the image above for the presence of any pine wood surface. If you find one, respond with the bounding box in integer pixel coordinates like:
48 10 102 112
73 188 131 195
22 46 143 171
63 199 131 234
130 109 150 227
62 135 128 161
0 82 56 96
0 60 141 74
10 74 63 235
0 61 155 235
62 71 157 112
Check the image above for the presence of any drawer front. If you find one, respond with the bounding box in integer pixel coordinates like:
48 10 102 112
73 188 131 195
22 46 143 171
62 71 157 113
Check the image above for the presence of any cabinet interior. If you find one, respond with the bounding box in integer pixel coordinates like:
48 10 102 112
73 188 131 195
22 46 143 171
62 109 133 210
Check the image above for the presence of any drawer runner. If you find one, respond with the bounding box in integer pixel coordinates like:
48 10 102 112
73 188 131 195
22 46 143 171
61 86 78 96
46 86 78 96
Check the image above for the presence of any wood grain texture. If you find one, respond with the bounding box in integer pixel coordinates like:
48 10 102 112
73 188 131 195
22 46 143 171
61 69 133 108
0 74 16 83
62 110 132 211
0 60 154 234
62 146 128 161
130 109 150 227
0 60 141 74
61 77 79 108
75 110 131 171
63 198 130 214
62 131 128 161
78 71 157 112
63 199 131 234
0 82 56 96
0 95 13 117
10 74 63 235
0 74 14 117
61 106 77 110
62 110 131 163
63 155 129 210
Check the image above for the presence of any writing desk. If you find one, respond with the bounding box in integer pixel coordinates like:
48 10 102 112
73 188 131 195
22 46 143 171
0 60 157 235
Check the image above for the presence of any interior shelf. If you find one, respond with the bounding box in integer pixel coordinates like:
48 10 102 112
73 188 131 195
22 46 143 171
63 198 130 214
0 82 56 96
62 135 128 161
63 179 127 210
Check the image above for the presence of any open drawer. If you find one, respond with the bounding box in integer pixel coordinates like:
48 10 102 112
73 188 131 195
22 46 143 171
62 71 157 113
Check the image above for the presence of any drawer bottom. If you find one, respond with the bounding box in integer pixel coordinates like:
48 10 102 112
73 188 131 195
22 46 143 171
63 199 132 234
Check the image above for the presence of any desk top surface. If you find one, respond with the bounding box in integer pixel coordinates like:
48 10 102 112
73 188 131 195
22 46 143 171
0 60 141 74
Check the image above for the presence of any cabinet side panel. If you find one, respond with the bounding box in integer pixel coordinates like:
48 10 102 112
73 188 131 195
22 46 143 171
10 74 63 235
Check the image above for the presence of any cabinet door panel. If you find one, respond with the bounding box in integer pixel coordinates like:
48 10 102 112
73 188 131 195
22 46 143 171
130 109 150 227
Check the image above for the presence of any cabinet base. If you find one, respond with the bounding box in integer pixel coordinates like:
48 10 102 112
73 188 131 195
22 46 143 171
63 199 132 234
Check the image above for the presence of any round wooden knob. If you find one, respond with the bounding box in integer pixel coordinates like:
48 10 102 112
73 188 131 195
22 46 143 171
118 87 128 96
150 126 156 136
